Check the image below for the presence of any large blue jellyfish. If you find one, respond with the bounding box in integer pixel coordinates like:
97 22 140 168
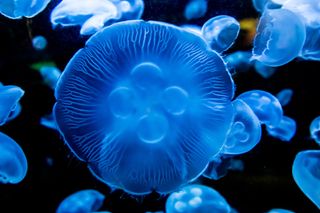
165 184 231 213
266 116 296 142
292 150 320 209
310 116 320 145
51 0 144 36
276 88 293 107
54 20 235 195
252 8 306 67
202 15 240 53
0 84 24 125
0 0 51 19
0 132 28 184
184 0 207 20
56 189 105 213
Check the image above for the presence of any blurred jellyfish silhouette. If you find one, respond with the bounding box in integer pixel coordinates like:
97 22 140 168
310 116 320 145
54 20 235 195
0 0 51 19
253 60 276 78
266 116 296 142
51 0 144 36
41 114 57 130
266 208 295 213
0 84 24 125
202 15 240 53
224 51 252 74
0 132 28 184
251 0 284 13
32 35 47 51
276 88 293 107
166 184 231 213
56 189 105 213
184 0 207 20
292 150 320 209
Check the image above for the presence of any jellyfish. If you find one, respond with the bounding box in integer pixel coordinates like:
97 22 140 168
0 132 28 184
54 20 235 195
253 60 276 78
180 25 202 36
237 90 283 128
41 114 57 130
32 35 47 51
251 0 284 13
266 116 296 142
252 8 306 67
165 184 231 213
224 51 252 75
266 209 295 213
310 116 320 145
202 15 240 53
0 84 25 126
56 189 105 213
222 99 262 155
51 0 144 36
292 150 320 209
184 0 207 20
202 156 232 180
0 0 51 19
39 66 62 90
276 88 293 106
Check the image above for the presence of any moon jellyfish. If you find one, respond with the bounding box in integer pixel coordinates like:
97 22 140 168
39 66 62 90
310 116 320 145
253 60 276 78
166 184 231 213
252 8 306 67
251 0 284 13
0 84 24 126
276 88 293 107
54 20 235 195
237 90 283 128
266 116 296 141
224 51 252 74
184 0 207 20
267 209 295 213
0 132 27 184
292 150 320 209
32 35 47 51
202 15 240 53
0 0 51 19
56 189 105 213
223 99 262 155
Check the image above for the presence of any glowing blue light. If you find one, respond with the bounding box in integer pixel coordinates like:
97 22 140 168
184 0 207 20
224 51 252 74
276 88 293 107
39 66 61 90
310 116 320 145
266 116 297 141
267 209 295 213
32 35 47 51
203 157 244 180
253 60 276 78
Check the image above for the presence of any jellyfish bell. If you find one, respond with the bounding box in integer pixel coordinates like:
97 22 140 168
54 20 235 195
310 116 320 145
266 115 296 142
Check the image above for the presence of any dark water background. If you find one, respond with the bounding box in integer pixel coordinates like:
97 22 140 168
0 0 319 212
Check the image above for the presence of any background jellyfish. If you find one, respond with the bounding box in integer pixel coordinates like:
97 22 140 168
56 189 105 213
54 20 234 195
32 35 47 51
0 132 28 184
39 66 62 90
165 184 231 213
267 209 295 213
184 0 207 20
253 60 276 78
252 8 306 67
276 88 293 107
292 150 320 209
310 116 320 145
224 51 252 74
0 0 51 19
266 116 296 142
201 15 240 53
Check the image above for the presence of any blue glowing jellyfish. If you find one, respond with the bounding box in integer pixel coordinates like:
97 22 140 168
56 189 105 213
267 209 295 213
237 90 283 128
253 60 276 78
0 132 27 184
184 0 207 20
180 25 202 36
292 150 320 209
266 116 296 142
252 8 306 67
32 35 47 51
202 15 240 53
41 114 57 130
39 66 62 90
224 51 252 74
0 84 24 126
166 184 231 213
251 0 284 13
276 88 293 107
0 0 51 19
51 0 144 36
310 116 320 145
54 20 235 195
223 99 262 155
202 156 232 180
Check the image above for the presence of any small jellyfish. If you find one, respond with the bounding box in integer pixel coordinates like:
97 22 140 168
184 0 207 20
41 114 57 130
292 150 320 209
253 60 276 78
166 184 231 213
39 66 62 90
252 8 306 67
266 209 295 213
54 20 234 195
0 84 24 126
32 35 47 51
202 15 240 53
310 116 320 145
0 0 51 19
56 189 105 213
224 51 252 74
237 90 283 128
276 88 293 107
223 99 262 155
202 156 232 180
0 132 28 184
115 0 144 21
266 116 296 142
